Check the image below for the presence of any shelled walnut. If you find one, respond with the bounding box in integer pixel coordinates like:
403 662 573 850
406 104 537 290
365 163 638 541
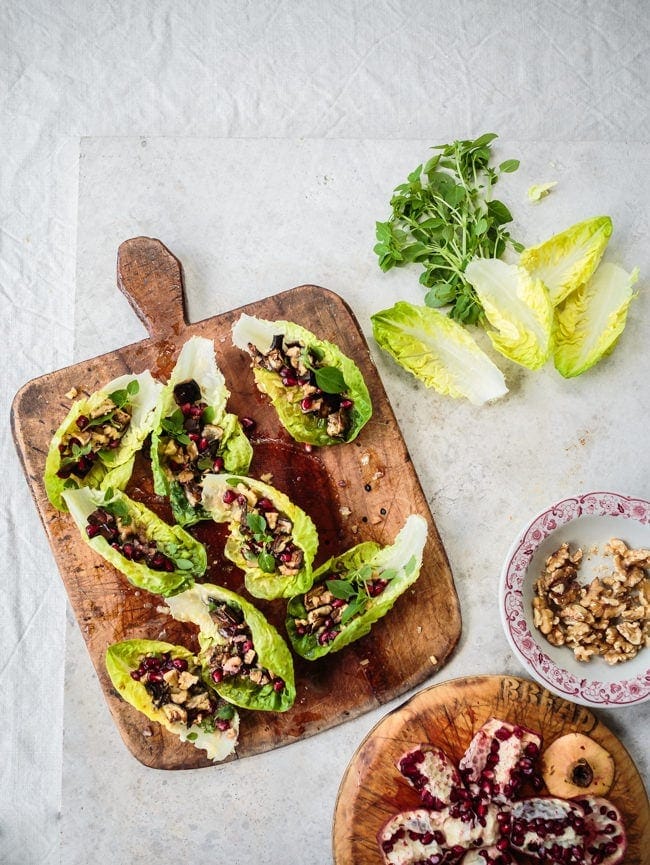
532 539 650 665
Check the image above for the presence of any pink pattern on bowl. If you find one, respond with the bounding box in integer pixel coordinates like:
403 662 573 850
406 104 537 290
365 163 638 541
500 491 650 707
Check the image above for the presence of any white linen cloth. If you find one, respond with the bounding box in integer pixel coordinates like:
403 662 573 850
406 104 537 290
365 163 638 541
1 2 649 864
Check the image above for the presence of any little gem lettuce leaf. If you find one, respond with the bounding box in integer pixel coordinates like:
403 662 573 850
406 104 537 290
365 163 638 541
371 301 507 405
464 258 553 370
553 262 639 378
519 215 613 306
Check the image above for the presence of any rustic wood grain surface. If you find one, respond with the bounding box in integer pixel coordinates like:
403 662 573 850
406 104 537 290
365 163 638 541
332 674 649 865
11 237 462 769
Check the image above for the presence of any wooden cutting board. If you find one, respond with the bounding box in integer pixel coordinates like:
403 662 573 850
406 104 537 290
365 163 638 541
11 237 462 769
333 675 649 865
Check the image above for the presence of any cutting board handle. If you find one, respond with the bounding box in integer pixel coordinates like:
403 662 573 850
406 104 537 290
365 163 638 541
116 237 188 340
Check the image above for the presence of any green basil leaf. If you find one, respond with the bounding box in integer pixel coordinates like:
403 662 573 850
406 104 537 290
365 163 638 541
314 366 347 394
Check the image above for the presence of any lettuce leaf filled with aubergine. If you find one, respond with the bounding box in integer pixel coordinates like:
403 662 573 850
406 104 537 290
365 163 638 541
286 514 427 660
150 336 253 526
44 371 163 511
201 473 318 600
105 639 239 762
63 486 206 596
232 313 372 446
166 583 296 713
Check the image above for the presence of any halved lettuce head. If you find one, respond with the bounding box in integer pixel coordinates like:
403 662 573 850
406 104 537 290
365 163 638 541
151 336 253 526
371 301 507 405
201 473 318 599
166 583 296 713
553 262 639 378
286 513 427 660
465 258 553 370
44 371 162 511
63 486 206 596
232 313 372 446
105 639 239 762
519 215 612 306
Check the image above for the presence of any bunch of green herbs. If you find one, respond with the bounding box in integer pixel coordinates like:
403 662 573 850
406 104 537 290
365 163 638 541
374 133 523 324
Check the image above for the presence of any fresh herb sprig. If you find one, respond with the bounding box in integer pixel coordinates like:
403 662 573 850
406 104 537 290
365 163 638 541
374 133 523 325
300 346 348 394
326 562 401 626
245 512 276 573
161 408 191 445
84 379 140 429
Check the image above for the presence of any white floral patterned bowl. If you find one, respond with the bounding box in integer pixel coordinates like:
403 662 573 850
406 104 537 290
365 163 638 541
500 491 650 707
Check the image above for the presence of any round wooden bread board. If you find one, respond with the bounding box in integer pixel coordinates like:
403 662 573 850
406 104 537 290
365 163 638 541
332 674 649 865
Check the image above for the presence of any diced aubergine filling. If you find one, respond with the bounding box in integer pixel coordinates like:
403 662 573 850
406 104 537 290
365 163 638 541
129 652 234 730
292 574 389 645
206 600 285 693
56 396 132 479
85 507 177 572
248 335 353 439
160 378 227 506
222 483 304 576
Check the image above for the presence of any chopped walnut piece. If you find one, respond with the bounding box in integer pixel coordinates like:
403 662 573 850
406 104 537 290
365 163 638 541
532 538 649 665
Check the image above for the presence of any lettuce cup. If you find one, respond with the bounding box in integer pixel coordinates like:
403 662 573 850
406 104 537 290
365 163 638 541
63 486 206 597
45 371 162 511
201 473 318 600
151 336 253 525
286 514 427 659
106 639 239 762
232 313 372 446
166 583 296 713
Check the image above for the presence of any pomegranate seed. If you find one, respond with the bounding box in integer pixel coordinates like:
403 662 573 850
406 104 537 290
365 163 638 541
130 669 141 681
122 543 134 560
340 398 353 409
199 437 209 451
172 658 188 671
86 524 101 539
180 402 193 416
222 489 237 504
272 678 284 692
257 497 274 511
300 397 313 411
190 405 203 418
76 415 89 429
241 417 255 431
148 671 163 683
213 456 224 471
216 719 230 731
188 432 200 442
211 669 223 683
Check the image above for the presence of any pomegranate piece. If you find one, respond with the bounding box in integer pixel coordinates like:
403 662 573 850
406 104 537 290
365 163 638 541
398 745 465 810
572 795 627 865
458 718 542 803
377 809 455 865
442 803 500 851
508 797 587 863
460 846 521 864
